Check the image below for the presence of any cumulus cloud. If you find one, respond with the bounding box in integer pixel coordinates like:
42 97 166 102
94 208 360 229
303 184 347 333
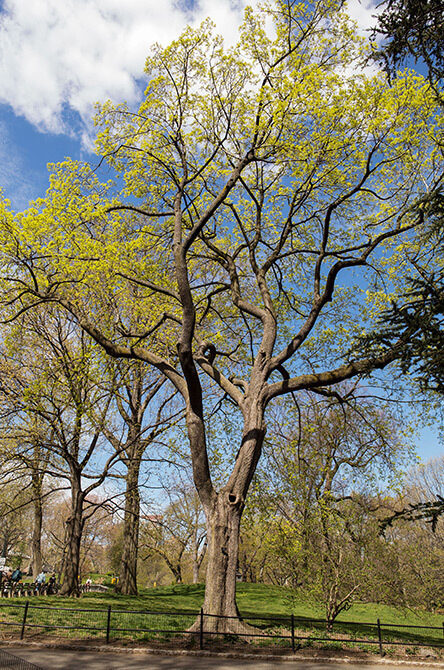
0 0 252 136
0 0 379 140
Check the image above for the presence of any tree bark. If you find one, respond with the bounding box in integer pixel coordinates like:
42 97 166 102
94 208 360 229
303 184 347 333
192 536 206 584
118 455 141 595
60 473 83 596
30 472 43 578
203 493 241 620
190 399 266 633
31 498 43 578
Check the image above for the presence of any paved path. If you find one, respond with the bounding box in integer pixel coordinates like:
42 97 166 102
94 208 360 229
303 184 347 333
1 647 441 670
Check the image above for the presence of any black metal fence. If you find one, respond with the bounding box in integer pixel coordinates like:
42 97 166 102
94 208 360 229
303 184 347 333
0 601 443 657
0 648 43 669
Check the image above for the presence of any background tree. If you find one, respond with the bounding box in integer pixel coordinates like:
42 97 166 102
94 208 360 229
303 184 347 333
372 0 443 97
102 361 177 595
0 334 58 577
0 475 30 564
248 387 410 625
140 481 206 584
0 310 125 594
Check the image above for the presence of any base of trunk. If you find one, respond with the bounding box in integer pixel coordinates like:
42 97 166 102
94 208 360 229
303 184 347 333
188 612 259 637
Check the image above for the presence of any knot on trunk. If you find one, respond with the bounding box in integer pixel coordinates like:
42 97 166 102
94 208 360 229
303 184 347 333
227 492 242 507
198 341 216 364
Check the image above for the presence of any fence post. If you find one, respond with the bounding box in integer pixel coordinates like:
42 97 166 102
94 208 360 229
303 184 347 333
199 607 204 650
20 601 29 640
377 618 384 657
106 605 112 644
291 613 295 653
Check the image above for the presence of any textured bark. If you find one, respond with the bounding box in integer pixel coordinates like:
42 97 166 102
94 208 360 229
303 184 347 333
60 474 83 597
203 494 241 620
192 405 266 633
29 468 44 578
31 494 43 578
119 455 141 595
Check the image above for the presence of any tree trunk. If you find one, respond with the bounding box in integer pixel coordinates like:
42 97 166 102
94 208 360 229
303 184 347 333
30 473 43 578
172 563 182 584
192 560 199 585
60 476 83 596
118 455 141 595
1 535 8 559
31 498 43 578
188 492 259 636
192 537 206 584
189 400 265 634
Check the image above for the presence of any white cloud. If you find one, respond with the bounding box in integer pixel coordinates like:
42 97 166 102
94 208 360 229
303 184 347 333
0 0 251 137
0 0 379 141
346 0 381 36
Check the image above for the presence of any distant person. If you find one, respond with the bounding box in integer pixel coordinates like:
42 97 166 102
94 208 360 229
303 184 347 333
11 568 22 583
35 571 46 592
85 578 92 592
47 574 56 595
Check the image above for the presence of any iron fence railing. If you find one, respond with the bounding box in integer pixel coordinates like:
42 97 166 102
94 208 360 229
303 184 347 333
0 648 43 669
0 601 442 656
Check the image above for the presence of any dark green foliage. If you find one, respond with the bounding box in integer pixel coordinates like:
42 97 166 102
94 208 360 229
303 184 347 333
380 495 444 532
372 0 444 96
357 191 444 393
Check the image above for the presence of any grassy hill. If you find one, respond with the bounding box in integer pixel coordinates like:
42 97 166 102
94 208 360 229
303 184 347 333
26 581 443 627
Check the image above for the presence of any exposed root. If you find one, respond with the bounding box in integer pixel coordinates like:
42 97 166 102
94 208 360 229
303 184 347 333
188 614 262 640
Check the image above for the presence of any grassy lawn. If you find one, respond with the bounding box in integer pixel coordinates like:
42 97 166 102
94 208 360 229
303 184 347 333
0 582 442 651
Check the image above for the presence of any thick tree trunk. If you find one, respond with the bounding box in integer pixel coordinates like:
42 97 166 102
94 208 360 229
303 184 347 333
119 456 141 595
203 494 241 620
198 402 266 632
60 476 83 597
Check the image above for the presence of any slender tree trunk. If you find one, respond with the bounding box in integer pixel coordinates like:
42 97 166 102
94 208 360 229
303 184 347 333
31 498 43 578
192 536 206 584
192 560 199 584
60 474 83 596
1 535 8 559
172 563 182 584
30 473 43 578
119 455 141 595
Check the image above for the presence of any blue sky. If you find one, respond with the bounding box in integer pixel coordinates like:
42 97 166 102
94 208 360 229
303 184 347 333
0 0 442 462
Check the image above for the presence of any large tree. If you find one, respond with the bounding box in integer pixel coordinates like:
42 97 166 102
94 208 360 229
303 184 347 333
0 0 442 628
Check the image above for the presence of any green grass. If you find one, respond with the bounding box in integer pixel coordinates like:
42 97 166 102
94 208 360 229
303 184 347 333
0 582 442 652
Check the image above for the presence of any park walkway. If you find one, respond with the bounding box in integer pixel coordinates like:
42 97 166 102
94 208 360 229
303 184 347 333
1 646 442 670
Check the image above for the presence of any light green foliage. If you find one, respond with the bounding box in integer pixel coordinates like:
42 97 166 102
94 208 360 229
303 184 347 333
0 2 441 377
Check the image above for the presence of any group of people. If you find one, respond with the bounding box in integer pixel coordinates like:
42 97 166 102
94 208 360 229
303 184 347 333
0 567 22 585
0 567 94 595
0 568 58 595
